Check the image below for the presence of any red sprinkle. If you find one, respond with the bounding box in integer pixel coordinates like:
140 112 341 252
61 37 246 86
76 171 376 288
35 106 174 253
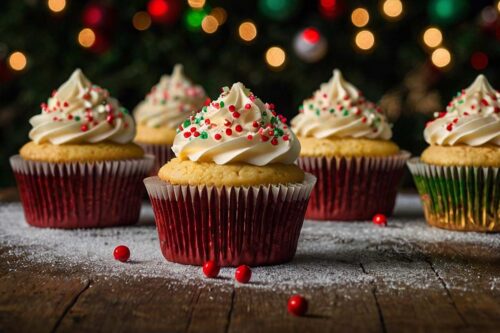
252 121 259 128
261 135 269 142
438 112 447 118
193 131 200 137
205 119 211 125
63 101 69 107
113 245 130 262
235 125 243 132
245 103 251 110
214 133 222 140
480 99 489 107
229 105 236 112
67 114 73 120
190 127 196 132
184 132 191 138
361 117 367 123
446 123 453 131
235 265 252 284
204 98 211 106
271 138 278 145
81 124 88 132
247 134 253 140
226 128 233 136
233 112 240 118
202 261 220 278
106 115 113 123
283 135 289 141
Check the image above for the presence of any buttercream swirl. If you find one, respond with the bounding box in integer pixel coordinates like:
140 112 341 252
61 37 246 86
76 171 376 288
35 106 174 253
424 75 500 146
29 69 135 145
291 69 392 140
134 64 206 129
172 82 300 166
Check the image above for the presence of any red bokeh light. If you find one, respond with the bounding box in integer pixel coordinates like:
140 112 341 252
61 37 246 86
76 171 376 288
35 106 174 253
470 52 488 70
319 0 342 19
302 28 320 44
83 5 104 27
148 0 169 19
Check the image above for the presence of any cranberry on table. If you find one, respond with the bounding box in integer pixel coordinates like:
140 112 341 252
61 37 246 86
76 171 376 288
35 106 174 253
372 213 388 227
234 265 252 283
113 245 130 262
202 260 220 278
287 295 308 316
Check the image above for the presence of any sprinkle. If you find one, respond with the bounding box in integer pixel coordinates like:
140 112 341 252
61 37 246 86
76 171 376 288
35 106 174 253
184 132 191 138
52 117 58 121
229 105 236 112
226 128 233 136
193 131 200 137
81 124 88 132
446 123 453 131
245 103 251 110
224 119 232 127
233 112 241 118
67 114 73 120
200 132 208 139
329 109 335 113
438 112 447 118
361 117 367 123
480 99 489 107
63 102 69 107
235 125 243 132
268 103 275 110
271 138 278 145
204 98 211 106
205 119 211 125
220 101 225 108
190 127 196 132
282 135 289 141
252 121 259 128
214 133 222 140
261 135 269 142
453 118 459 124
183 120 191 128
75 116 81 122
463 112 469 116
247 134 253 140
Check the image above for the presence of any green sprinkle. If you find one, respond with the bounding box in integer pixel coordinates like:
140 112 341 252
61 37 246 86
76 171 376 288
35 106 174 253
161 100 166 105
75 116 81 121
120 107 129 114
220 101 225 107
329 109 335 113
458 100 464 104
315 109 320 116
343 110 349 116
274 128 284 137
200 131 208 139
309 104 314 110
262 111 267 117
183 119 191 128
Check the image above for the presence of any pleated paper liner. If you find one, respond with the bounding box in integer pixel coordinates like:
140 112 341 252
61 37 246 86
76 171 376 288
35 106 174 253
407 157 500 232
10 154 154 229
297 151 410 221
137 143 175 176
144 173 316 267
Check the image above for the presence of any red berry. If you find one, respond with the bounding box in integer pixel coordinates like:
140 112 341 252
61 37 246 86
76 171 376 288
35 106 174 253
235 265 252 283
372 213 387 227
288 295 308 316
113 245 130 262
202 260 220 278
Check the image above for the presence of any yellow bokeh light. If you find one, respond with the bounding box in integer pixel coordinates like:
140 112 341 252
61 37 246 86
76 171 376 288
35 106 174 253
8 51 27 71
132 11 152 31
265 46 286 69
355 30 375 51
423 27 442 48
201 15 219 34
211 7 227 25
188 0 205 9
431 47 451 68
497 0 500 13
351 8 370 28
48 0 66 13
78 28 96 48
382 0 403 19
238 21 257 42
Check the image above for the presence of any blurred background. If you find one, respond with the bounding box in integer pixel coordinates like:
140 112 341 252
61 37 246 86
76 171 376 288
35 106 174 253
0 0 499 190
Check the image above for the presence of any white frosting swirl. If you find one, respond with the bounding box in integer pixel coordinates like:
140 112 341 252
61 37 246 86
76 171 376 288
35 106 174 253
29 69 135 145
424 75 500 146
134 64 206 129
172 82 300 166
291 69 392 140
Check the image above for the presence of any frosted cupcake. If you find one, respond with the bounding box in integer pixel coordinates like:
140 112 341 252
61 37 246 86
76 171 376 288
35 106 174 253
134 64 206 173
10 69 153 229
144 82 316 266
292 69 410 220
408 74 500 232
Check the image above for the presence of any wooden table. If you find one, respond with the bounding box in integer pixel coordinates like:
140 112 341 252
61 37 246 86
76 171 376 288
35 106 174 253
1 190 499 333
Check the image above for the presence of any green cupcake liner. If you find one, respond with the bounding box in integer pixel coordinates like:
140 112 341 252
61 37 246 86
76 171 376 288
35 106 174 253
407 157 500 232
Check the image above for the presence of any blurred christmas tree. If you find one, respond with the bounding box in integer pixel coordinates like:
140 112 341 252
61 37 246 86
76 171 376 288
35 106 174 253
0 0 499 187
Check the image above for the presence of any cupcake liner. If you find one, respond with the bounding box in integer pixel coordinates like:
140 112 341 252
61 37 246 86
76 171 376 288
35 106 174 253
297 151 410 221
10 154 154 229
144 173 316 266
407 157 500 232
137 143 175 175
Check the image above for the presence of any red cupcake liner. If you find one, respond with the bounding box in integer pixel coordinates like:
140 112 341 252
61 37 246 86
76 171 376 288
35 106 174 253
144 173 316 266
297 151 410 221
137 143 175 175
10 154 154 229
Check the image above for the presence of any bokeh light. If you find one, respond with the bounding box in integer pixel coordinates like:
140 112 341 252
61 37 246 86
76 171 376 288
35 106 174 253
8 52 27 71
351 8 369 28
431 47 451 68
382 0 403 19
470 52 488 70
238 21 257 42
211 7 227 25
355 30 375 51
497 0 500 13
423 27 442 48
48 0 66 13
185 9 206 31
302 27 320 43
188 0 205 9
201 15 218 34
132 11 152 31
78 28 96 48
265 46 286 69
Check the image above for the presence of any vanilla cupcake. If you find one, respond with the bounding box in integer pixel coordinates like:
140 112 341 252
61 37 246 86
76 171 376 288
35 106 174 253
134 65 206 173
10 69 153 229
144 82 316 266
408 74 500 232
292 69 410 221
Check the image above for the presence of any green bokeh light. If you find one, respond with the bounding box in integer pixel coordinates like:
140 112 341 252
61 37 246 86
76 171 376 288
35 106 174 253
258 0 299 21
428 0 468 25
184 9 207 31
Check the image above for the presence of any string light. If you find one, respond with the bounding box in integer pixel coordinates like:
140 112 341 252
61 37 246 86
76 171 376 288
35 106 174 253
78 28 96 48
48 0 66 13
133 11 152 31
355 30 375 51
238 21 257 42
351 8 369 28
211 7 227 25
8 51 27 71
382 0 403 19
422 27 442 48
188 0 205 9
431 47 451 68
201 15 218 34
265 46 286 69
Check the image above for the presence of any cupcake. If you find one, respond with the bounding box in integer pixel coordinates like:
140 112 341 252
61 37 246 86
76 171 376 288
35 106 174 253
291 69 410 221
10 69 153 229
134 64 206 174
408 74 500 232
144 82 316 266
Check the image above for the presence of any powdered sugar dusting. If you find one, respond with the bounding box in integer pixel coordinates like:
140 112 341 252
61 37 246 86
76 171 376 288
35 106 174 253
1 194 499 291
